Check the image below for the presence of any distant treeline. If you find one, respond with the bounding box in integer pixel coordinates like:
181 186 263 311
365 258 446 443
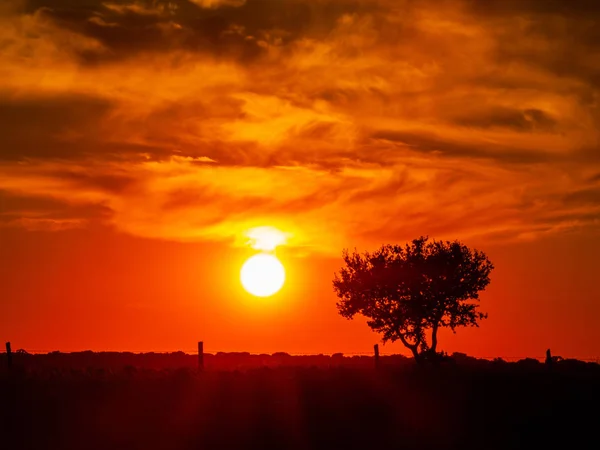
1 350 598 372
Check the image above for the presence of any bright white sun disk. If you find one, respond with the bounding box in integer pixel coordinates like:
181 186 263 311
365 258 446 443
240 253 285 297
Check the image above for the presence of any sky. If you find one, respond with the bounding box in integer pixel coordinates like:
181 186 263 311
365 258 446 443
1 0 599 358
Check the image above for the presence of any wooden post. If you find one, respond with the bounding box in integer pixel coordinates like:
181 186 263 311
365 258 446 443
5 342 12 370
374 344 380 369
545 348 552 368
197 341 204 371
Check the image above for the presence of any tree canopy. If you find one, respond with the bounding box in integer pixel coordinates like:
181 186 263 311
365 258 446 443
333 237 494 362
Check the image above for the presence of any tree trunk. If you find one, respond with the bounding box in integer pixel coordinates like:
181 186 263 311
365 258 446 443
431 323 439 354
410 346 422 364
398 334 423 364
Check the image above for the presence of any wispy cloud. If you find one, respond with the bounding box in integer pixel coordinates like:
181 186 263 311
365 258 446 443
1 0 599 253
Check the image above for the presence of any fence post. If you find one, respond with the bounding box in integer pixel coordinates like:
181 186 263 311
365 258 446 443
374 344 380 369
198 341 204 371
545 348 552 368
5 342 12 370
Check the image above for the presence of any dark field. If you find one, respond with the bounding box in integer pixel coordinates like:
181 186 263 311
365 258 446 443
1 352 598 450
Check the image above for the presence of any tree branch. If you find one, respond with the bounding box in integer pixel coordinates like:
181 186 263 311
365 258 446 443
398 333 421 361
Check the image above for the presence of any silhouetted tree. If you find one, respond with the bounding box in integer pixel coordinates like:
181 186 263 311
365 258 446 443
333 237 493 363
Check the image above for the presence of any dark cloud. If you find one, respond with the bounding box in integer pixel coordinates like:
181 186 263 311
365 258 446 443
538 210 600 227
26 0 380 64
462 1 600 90
47 170 136 193
561 187 600 206
465 0 600 17
161 189 266 213
0 94 112 160
0 190 112 224
453 108 557 132
370 130 556 164
0 94 177 161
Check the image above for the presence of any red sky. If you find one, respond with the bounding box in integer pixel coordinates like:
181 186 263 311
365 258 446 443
1 0 600 358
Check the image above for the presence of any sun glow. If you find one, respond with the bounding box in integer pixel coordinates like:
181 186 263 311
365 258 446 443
245 226 288 251
240 253 285 297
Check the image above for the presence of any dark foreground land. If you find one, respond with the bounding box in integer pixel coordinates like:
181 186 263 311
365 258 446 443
1 352 599 450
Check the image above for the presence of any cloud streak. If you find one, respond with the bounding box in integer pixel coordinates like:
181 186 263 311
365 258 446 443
1 0 599 253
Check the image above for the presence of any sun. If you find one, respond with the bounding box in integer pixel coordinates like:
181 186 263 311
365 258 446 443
240 253 285 297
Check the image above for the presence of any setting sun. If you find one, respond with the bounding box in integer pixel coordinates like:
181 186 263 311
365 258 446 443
240 253 286 297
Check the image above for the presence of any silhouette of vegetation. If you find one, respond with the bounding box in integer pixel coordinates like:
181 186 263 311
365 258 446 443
0 352 598 450
333 237 493 362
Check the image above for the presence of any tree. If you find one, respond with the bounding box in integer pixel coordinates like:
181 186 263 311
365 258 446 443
332 237 493 363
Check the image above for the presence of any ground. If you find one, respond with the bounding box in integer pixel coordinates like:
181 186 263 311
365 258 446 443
1 353 598 450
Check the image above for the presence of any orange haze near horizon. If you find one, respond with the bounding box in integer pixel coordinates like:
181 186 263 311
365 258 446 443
1 0 600 359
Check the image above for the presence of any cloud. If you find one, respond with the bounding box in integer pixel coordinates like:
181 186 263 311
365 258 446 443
0 0 599 253
189 0 246 8
2 217 87 231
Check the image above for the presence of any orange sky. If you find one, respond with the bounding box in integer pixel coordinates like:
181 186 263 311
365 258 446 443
1 0 599 358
